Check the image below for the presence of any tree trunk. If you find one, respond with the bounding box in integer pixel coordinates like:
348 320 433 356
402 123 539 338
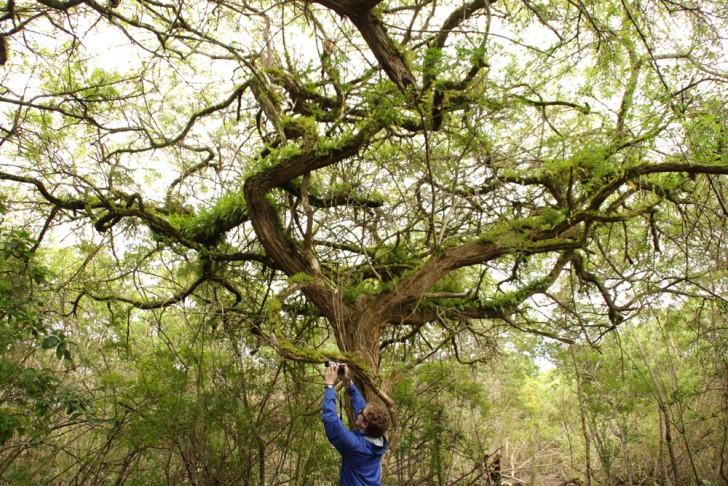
570 346 592 486
335 309 401 452
634 335 679 484
661 322 700 484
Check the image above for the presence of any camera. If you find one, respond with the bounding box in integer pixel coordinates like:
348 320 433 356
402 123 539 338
325 360 346 376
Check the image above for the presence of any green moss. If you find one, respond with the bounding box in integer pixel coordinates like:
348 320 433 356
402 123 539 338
267 297 282 317
433 275 465 294
315 129 356 155
477 207 568 245
282 115 316 137
343 280 379 305
478 225 521 246
287 272 316 285
376 244 417 268
266 143 303 166
481 273 554 312
167 189 248 246
423 46 444 78
269 320 373 376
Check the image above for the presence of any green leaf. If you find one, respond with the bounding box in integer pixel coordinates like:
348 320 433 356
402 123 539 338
41 335 59 349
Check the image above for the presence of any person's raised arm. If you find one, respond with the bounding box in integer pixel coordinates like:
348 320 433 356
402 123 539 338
322 363 362 452
340 365 367 415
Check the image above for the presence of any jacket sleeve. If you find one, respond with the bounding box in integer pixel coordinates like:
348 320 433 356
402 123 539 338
322 387 361 453
347 383 367 417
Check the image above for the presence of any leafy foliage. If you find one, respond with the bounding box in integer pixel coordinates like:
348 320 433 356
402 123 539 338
0 0 726 482
0 227 89 448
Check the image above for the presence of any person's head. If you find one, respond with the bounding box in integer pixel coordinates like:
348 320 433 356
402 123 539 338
356 403 389 437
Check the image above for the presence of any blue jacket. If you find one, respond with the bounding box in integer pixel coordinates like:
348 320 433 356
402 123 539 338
322 384 388 485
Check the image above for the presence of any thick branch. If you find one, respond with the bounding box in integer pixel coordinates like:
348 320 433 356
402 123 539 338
588 163 728 211
314 1 417 92
243 123 383 318
370 236 583 328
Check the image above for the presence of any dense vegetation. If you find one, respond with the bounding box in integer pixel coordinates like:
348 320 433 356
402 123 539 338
0 0 726 483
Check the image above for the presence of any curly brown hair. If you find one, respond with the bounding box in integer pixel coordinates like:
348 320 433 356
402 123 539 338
363 403 389 438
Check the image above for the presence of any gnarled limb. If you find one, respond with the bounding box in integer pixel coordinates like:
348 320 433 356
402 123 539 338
314 0 417 92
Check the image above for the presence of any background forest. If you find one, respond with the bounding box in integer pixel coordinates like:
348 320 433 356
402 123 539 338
0 0 726 484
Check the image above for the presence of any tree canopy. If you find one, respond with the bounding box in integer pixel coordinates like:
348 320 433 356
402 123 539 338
0 0 726 482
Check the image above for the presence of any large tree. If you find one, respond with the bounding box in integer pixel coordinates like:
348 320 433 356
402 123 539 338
1 0 726 435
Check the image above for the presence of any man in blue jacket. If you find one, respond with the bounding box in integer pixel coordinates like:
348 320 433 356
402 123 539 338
322 362 389 485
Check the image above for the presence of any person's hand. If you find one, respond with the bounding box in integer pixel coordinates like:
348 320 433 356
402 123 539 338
325 363 338 386
340 364 351 388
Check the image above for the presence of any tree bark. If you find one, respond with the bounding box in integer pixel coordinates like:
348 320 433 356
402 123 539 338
570 346 592 486
634 335 680 484
314 0 417 92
